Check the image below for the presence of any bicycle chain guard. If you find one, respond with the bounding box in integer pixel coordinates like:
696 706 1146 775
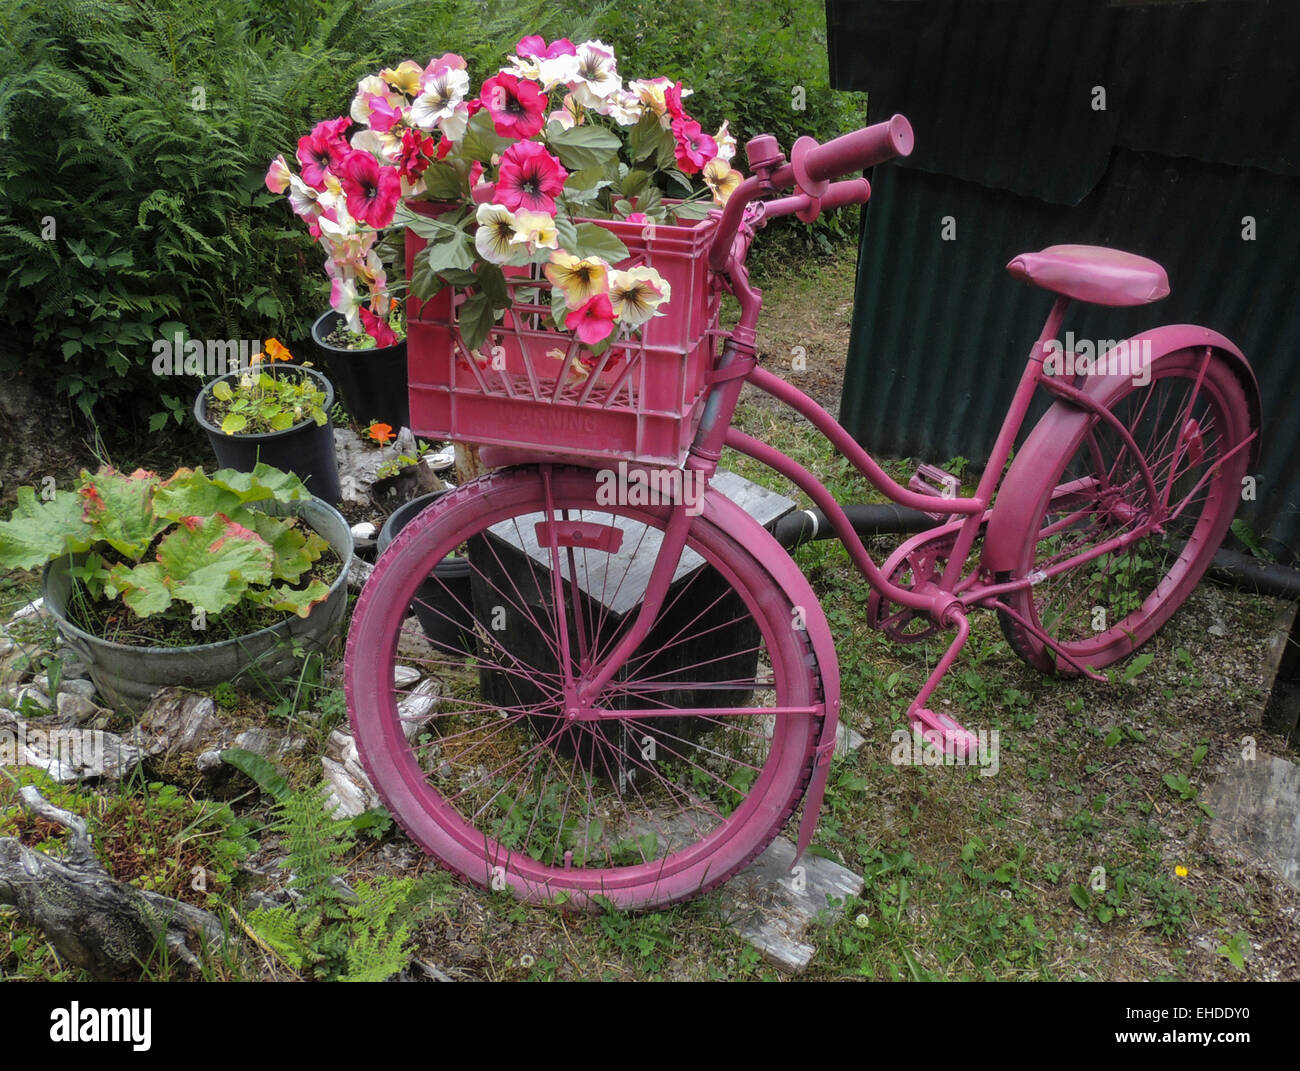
866 530 959 643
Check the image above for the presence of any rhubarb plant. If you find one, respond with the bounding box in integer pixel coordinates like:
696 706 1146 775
0 464 332 620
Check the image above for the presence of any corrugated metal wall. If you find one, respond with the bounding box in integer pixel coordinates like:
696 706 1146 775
828 0 1300 562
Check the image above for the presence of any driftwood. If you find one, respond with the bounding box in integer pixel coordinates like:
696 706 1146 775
0 786 226 979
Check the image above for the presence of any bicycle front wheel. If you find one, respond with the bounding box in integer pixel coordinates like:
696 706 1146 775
345 465 825 910
997 347 1253 675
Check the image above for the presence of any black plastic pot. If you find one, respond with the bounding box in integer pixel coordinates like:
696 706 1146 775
194 363 342 504
378 492 474 654
311 310 410 430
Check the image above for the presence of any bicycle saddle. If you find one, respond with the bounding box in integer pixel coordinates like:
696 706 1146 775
1006 244 1170 306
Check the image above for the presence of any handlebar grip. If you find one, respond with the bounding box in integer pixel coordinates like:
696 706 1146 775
801 114 914 184
763 178 871 221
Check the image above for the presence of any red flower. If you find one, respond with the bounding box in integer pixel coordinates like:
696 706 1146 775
399 128 436 184
296 117 352 189
338 151 401 228
480 72 546 139
360 306 399 347
671 117 718 176
494 140 567 214
569 293 616 345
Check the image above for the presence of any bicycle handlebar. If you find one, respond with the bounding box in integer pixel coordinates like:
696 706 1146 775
706 114 914 271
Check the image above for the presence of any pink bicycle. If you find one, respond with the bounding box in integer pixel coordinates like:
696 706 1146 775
345 115 1261 910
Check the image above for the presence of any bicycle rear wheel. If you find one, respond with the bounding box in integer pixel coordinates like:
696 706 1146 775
345 465 825 910
997 348 1253 675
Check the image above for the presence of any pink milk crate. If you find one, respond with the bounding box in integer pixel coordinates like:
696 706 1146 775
404 204 722 467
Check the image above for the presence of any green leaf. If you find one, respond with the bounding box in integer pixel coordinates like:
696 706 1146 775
211 380 233 402
1120 651 1155 683
1103 727 1123 748
553 214 580 255
573 222 629 264
461 109 512 162
457 290 495 352
106 561 173 617
628 112 670 163
420 162 463 200
546 123 622 172
1191 744 1208 766
0 486 94 570
420 230 476 274
474 264 510 310
156 514 275 614
221 413 248 435
621 169 652 199
550 286 570 329
1069 884 1091 910
244 512 326 583
269 411 295 432
220 747 291 801
80 468 168 558
246 578 332 618
670 200 712 221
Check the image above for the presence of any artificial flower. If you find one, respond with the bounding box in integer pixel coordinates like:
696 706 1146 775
672 117 718 175
703 157 742 205
338 150 401 227
480 72 547 139
366 421 396 444
360 306 399 347
296 117 351 189
398 128 437 184
329 272 364 332
379 60 424 97
714 120 737 162
545 252 610 309
510 209 559 253
410 64 471 130
494 140 567 214
608 267 672 326
474 203 526 265
567 293 616 345
264 154 292 194
570 40 620 109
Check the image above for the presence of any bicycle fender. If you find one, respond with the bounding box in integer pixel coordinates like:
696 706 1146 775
982 325 1261 576
703 489 842 864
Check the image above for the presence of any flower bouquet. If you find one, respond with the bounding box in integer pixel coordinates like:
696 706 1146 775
268 35 742 463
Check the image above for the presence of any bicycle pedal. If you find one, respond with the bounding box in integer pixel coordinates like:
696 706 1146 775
908 464 961 515
909 707 980 761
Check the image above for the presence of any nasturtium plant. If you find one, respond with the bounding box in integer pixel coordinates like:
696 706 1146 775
0 464 332 620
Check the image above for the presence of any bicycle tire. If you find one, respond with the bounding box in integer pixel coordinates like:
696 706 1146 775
345 465 825 910
996 348 1253 675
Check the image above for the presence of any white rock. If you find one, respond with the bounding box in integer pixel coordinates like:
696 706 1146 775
393 665 421 688
56 691 112 726
130 689 223 756
10 598 46 621
398 678 442 740
15 685 51 710
351 521 377 540
321 754 381 818
348 556 375 592
56 677 97 700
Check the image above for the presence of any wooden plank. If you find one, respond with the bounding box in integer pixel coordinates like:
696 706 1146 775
1205 754 1300 894
724 835 864 972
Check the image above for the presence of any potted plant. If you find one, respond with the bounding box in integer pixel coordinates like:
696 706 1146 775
193 338 342 504
0 463 353 710
264 39 742 430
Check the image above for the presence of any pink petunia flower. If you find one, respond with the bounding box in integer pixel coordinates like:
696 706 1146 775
296 117 352 189
671 117 718 175
364 94 404 133
568 293 616 345
480 72 546 139
337 151 401 228
265 153 292 194
494 140 567 214
664 81 687 121
516 35 577 59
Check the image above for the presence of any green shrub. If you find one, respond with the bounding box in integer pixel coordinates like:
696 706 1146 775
0 0 862 429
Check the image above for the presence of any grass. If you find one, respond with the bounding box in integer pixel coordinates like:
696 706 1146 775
3 243 1299 983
